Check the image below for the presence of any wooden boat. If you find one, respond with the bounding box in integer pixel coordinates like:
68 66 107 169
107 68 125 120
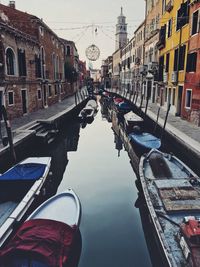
0 188 81 267
139 149 200 267
0 157 51 247
124 111 144 133
116 101 132 112
113 97 124 105
129 131 161 152
78 99 97 123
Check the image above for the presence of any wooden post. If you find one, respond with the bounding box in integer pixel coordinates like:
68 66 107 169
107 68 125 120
153 106 161 133
144 97 149 117
139 94 144 109
161 103 171 141
75 92 77 105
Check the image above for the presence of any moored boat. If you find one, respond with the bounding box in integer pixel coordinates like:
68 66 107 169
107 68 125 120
139 149 200 267
124 111 144 133
0 157 51 247
0 188 81 267
129 131 161 153
78 99 98 123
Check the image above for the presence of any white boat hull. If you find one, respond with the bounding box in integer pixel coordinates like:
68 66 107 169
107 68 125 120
28 188 81 227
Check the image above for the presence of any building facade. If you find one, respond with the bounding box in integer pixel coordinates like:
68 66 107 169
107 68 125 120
0 1 83 120
158 0 190 115
183 0 200 125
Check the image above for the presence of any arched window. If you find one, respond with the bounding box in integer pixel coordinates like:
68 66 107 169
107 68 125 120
6 48 16 75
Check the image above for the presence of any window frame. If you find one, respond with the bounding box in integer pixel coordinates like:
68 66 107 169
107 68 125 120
185 89 192 109
8 90 14 106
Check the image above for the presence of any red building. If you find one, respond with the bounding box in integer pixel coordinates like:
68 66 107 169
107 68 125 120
0 1 70 119
183 1 200 126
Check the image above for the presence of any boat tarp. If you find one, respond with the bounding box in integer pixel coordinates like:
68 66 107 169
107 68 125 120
129 133 161 149
0 219 77 267
0 163 47 181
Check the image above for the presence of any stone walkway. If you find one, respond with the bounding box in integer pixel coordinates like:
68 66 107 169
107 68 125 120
0 87 88 150
108 88 200 155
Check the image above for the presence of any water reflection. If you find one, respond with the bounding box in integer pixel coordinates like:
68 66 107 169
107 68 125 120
135 193 166 267
113 131 123 157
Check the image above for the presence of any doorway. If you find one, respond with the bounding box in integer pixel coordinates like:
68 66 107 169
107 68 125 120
176 86 183 116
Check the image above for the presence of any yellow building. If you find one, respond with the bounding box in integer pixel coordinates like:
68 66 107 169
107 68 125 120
157 0 190 116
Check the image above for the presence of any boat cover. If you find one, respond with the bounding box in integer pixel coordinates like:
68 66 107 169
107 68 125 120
117 102 132 110
0 163 47 181
129 132 161 149
0 219 77 267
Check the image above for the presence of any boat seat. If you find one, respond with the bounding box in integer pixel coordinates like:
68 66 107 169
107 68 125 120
148 152 173 179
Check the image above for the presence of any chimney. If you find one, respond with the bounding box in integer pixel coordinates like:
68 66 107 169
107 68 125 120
9 1 15 8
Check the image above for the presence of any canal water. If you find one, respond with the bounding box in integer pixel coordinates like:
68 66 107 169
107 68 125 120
42 100 158 267
1 99 165 266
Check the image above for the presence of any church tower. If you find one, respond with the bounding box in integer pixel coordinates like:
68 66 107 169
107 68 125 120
115 7 127 51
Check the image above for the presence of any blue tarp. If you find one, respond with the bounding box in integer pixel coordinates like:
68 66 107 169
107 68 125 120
129 132 161 150
117 102 132 111
0 163 47 181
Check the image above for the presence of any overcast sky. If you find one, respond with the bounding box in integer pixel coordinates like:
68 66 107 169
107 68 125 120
1 0 145 69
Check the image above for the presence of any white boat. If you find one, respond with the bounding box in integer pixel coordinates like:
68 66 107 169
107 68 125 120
0 157 51 247
85 99 98 110
78 99 98 123
0 189 81 267
27 188 81 226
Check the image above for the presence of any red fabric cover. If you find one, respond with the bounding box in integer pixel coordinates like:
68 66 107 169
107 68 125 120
0 219 77 267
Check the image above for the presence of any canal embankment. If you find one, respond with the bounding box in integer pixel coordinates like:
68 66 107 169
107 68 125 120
0 87 88 169
107 88 200 176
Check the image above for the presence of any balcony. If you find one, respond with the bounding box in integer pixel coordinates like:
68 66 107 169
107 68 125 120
163 72 168 83
171 71 177 84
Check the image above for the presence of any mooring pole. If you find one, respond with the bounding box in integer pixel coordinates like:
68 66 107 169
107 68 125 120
153 106 161 133
144 97 149 118
161 103 171 142
1 105 16 163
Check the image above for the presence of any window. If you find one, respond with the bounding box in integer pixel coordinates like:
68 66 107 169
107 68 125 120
165 53 170 73
8 91 14 105
18 49 26 76
191 10 199 35
35 54 42 78
158 55 164 81
174 48 179 71
186 52 197 72
185 89 192 108
48 85 52 97
179 45 186 71
37 89 41 100
39 26 44 36
167 18 172 38
176 1 190 31
6 48 16 75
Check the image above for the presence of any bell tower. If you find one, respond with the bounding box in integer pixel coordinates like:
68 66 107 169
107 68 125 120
115 7 127 51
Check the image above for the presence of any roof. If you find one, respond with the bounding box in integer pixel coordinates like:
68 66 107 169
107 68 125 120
0 3 61 41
